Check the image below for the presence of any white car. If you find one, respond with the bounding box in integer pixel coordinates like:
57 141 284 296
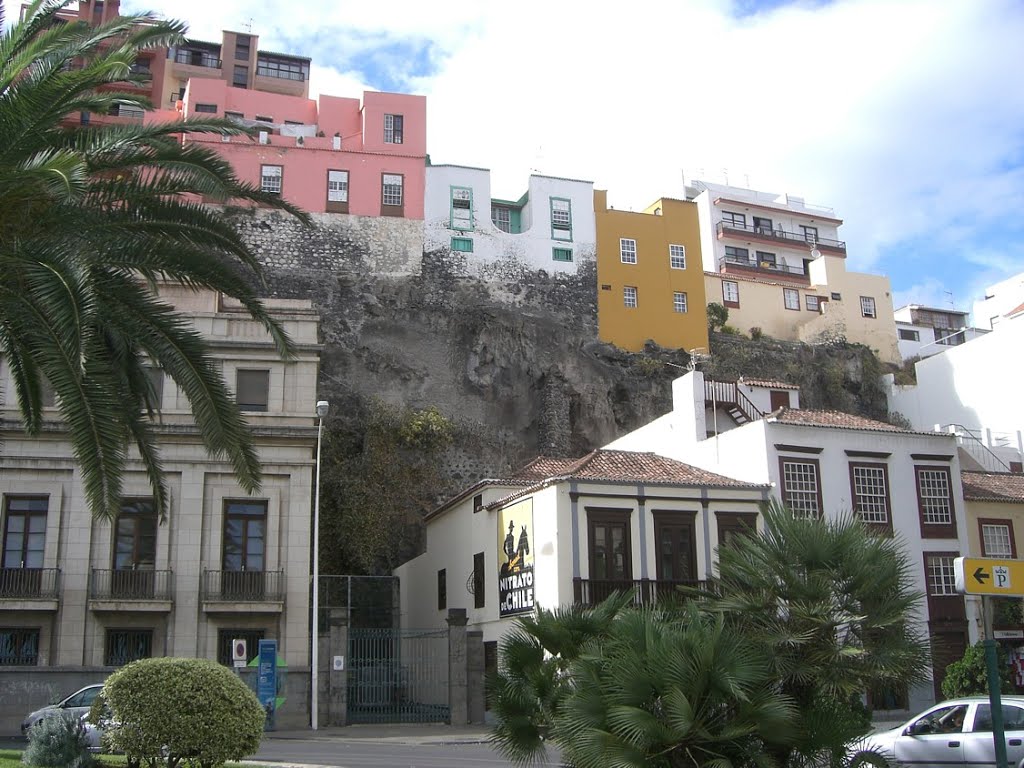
21 684 104 736
850 696 1024 767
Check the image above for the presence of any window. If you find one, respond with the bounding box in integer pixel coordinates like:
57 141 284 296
194 103 217 113
260 165 282 195
2 496 47 569
383 113 404 144
232 65 248 88
653 511 696 581
831 292 842 300
898 328 920 341
620 238 637 264
850 463 890 527
0 628 39 665
234 34 251 61
587 510 632 593
722 280 740 307
105 629 153 666
669 244 686 269
806 295 821 312
801 225 818 244
224 111 244 122
552 247 573 262
222 500 267 584
933 312 951 329
926 554 957 596
235 369 269 411
860 296 877 318
473 494 484 512
973 704 1024 732
550 198 572 240
756 251 777 267
473 552 485 609
437 569 447 610
916 466 956 538
217 629 263 667
752 216 773 234
114 499 157 570
722 211 746 227
450 186 473 230
783 288 800 311
623 286 637 309
980 520 1015 558
256 55 308 82
717 512 757 550
673 291 687 313
254 115 273 124
327 170 349 203
724 245 749 263
491 206 511 233
780 458 822 518
450 237 473 253
382 173 403 207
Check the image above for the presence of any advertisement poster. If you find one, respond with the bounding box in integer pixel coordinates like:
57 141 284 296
498 498 534 617
257 639 277 730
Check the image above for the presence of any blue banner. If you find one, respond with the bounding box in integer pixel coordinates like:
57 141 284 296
257 639 277 730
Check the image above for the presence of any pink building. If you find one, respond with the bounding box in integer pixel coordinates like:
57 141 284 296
181 79 427 219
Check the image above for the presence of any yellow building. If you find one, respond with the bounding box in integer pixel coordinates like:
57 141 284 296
595 191 709 353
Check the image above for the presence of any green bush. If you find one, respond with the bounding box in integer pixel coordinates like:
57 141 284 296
749 326 764 340
95 657 265 768
941 642 1015 699
23 712 95 768
707 302 729 332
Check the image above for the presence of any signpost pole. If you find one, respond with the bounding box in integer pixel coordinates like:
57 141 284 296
982 595 1009 768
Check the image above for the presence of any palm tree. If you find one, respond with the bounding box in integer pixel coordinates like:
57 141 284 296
709 499 931 767
0 0 308 519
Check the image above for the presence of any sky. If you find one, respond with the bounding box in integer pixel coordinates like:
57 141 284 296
5 0 1023 319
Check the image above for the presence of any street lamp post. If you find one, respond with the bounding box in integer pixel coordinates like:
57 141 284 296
311 400 329 730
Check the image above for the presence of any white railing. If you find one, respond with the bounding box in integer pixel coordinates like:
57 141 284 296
939 424 1014 472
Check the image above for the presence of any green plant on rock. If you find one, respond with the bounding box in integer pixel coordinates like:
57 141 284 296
23 712 94 768
750 326 764 340
707 302 729 332
94 657 265 768
942 642 1015 699
397 406 454 449
632 356 664 376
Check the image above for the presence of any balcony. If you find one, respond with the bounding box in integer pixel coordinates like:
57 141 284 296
173 51 222 69
718 253 810 283
573 578 708 607
717 220 846 254
256 65 306 82
0 568 60 610
89 569 173 612
201 570 285 613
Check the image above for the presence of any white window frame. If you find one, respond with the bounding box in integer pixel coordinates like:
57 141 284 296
851 464 889 525
806 295 821 312
450 186 473 231
782 459 820 519
327 170 349 202
926 555 958 596
784 288 800 311
383 113 403 144
982 523 1013 558
550 198 572 240
620 238 637 264
860 296 877 318
382 174 403 207
623 286 637 309
917 468 953 525
491 206 511 233
260 164 282 195
722 280 739 305
669 244 686 270
673 291 687 314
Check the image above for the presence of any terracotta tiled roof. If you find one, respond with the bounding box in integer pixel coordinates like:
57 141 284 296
962 471 1024 503
502 449 762 491
770 408 916 433
739 377 800 390
1007 301 1024 318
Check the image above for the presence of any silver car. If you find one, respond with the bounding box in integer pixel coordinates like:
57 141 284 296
851 695 1024 767
20 684 104 736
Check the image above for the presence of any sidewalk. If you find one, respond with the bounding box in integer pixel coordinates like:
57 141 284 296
263 723 492 746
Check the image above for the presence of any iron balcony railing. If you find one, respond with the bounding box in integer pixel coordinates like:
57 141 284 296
719 254 807 276
90 569 173 601
174 51 222 69
202 569 284 602
0 567 61 599
573 578 708 607
717 220 846 251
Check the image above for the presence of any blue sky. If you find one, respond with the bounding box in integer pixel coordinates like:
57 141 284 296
5 0 1021 320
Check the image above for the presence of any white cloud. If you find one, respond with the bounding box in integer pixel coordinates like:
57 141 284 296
5 0 1022 306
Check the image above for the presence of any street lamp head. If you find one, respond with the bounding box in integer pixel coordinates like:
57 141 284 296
315 400 330 419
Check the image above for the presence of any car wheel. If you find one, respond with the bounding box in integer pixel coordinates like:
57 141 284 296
848 751 890 768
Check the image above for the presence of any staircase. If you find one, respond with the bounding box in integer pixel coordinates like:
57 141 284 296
941 424 1014 473
705 380 765 426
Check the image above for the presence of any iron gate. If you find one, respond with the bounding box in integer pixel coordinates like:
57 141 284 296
347 627 449 723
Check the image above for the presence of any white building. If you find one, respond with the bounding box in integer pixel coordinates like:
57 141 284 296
394 449 766 672
893 304 988 361
973 272 1024 331
0 286 320 727
607 370 974 711
424 164 596 278
885 318 1024 473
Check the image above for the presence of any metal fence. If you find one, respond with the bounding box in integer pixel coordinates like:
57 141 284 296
90 569 173 600
202 569 285 601
318 575 399 629
0 567 60 599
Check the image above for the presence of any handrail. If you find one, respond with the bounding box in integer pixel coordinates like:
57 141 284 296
719 254 806 276
717 220 846 250
736 387 766 422
704 380 765 424
941 423 1013 472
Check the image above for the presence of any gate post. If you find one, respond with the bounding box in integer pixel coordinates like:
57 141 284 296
328 608 348 726
466 630 485 724
447 608 469 726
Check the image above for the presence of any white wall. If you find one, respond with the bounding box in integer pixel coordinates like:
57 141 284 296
973 271 1024 330
423 165 596 278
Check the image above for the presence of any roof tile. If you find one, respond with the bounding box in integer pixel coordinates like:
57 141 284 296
771 408 912 433
739 377 800 390
962 471 1024 503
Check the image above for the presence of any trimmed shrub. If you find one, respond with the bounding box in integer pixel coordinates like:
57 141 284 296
23 712 95 768
97 657 265 768
942 642 1014 699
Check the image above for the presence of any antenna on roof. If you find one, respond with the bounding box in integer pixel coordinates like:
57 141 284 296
243 17 253 32
688 347 711 372
945 290 954 308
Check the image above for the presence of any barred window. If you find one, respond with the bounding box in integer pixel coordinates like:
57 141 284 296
852 464 889 524
0 628 39 665
105 629 153 666
982 523 1013 558
382 174 403 207
782 459 820 518
926 555 957 596
918 468 953 524
620 238 637 264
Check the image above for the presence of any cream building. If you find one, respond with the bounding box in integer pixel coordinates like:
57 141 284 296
0 286 320 685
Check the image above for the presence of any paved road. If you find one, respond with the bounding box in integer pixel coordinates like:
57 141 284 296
256 739 558 768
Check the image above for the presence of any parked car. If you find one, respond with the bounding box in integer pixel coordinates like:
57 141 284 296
850 695 1024 767
20 684 104 736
